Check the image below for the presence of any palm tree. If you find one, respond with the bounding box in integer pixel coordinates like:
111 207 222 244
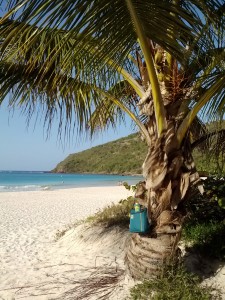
0 0 225 279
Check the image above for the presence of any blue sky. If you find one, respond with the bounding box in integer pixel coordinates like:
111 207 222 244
0 101 135 171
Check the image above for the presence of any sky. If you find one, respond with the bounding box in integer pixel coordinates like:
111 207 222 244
0 101 135 171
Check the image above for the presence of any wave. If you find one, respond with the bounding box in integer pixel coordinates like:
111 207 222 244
40 185 52 191
0 170 47 174
0 185 42 192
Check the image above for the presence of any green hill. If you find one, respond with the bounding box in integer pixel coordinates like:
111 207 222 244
52 133 147 175
52 130 225 175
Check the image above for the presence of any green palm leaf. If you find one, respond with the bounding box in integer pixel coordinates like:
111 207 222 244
0 60 115 133
0 1 225 142
0 0 202 63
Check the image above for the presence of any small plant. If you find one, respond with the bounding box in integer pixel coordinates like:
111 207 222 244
55 225 73 240
86 182 140 227
129 265 221 300
55 220 83 240
86 195 135 227
123 181 137 192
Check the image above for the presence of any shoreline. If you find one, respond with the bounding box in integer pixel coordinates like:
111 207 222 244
0 183 128 193
0 172 143 193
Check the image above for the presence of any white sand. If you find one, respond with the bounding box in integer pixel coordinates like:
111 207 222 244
0 186 224 300
0 186 135 300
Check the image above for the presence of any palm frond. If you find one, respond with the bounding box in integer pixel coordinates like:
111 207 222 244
88 80 139 134
191 124 225 174
0 17 146 97
0 60 120 134
191 128 225 150
177 71 225 144
0 0 211 66
0 1 225 142
126 0 166 136
0 58 152 141
189 116 208 144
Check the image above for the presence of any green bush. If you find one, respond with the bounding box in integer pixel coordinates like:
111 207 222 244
203 177 225 209
183 177 225 260
183 221 225 259
130 265 220 300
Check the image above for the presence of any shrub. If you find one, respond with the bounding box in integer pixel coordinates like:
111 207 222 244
183 177 225 260
203 177 225 209
130 265 221 300
183 221 225 259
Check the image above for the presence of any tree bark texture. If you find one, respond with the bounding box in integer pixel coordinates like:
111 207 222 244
125 47 203 279
125 118 198 278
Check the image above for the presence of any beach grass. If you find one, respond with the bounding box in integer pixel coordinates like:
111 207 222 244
86 196 135 227
129 264 221 300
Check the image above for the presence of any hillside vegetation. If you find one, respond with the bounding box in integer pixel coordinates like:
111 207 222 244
52 133 147 175
52 132 225 175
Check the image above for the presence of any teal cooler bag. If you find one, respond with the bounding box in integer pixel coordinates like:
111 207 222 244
129 205 150 233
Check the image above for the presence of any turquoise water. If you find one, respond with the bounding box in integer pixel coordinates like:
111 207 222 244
0 171 143 192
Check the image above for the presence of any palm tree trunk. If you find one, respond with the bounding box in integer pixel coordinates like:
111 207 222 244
125 231 181 279
125 117 201 279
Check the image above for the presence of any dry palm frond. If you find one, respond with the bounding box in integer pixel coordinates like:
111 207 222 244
58 266 124 300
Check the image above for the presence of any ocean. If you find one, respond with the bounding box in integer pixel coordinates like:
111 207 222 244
0 171 143 192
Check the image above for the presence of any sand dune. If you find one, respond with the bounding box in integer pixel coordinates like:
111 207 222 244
0 186 134 299
0 186 224 299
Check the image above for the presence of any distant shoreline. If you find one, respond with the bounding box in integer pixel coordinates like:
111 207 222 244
0 170 142 176
51 170 142 176
0 171 143 193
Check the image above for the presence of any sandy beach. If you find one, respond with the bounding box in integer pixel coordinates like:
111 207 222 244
0 186 134 300
0 186 224 300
